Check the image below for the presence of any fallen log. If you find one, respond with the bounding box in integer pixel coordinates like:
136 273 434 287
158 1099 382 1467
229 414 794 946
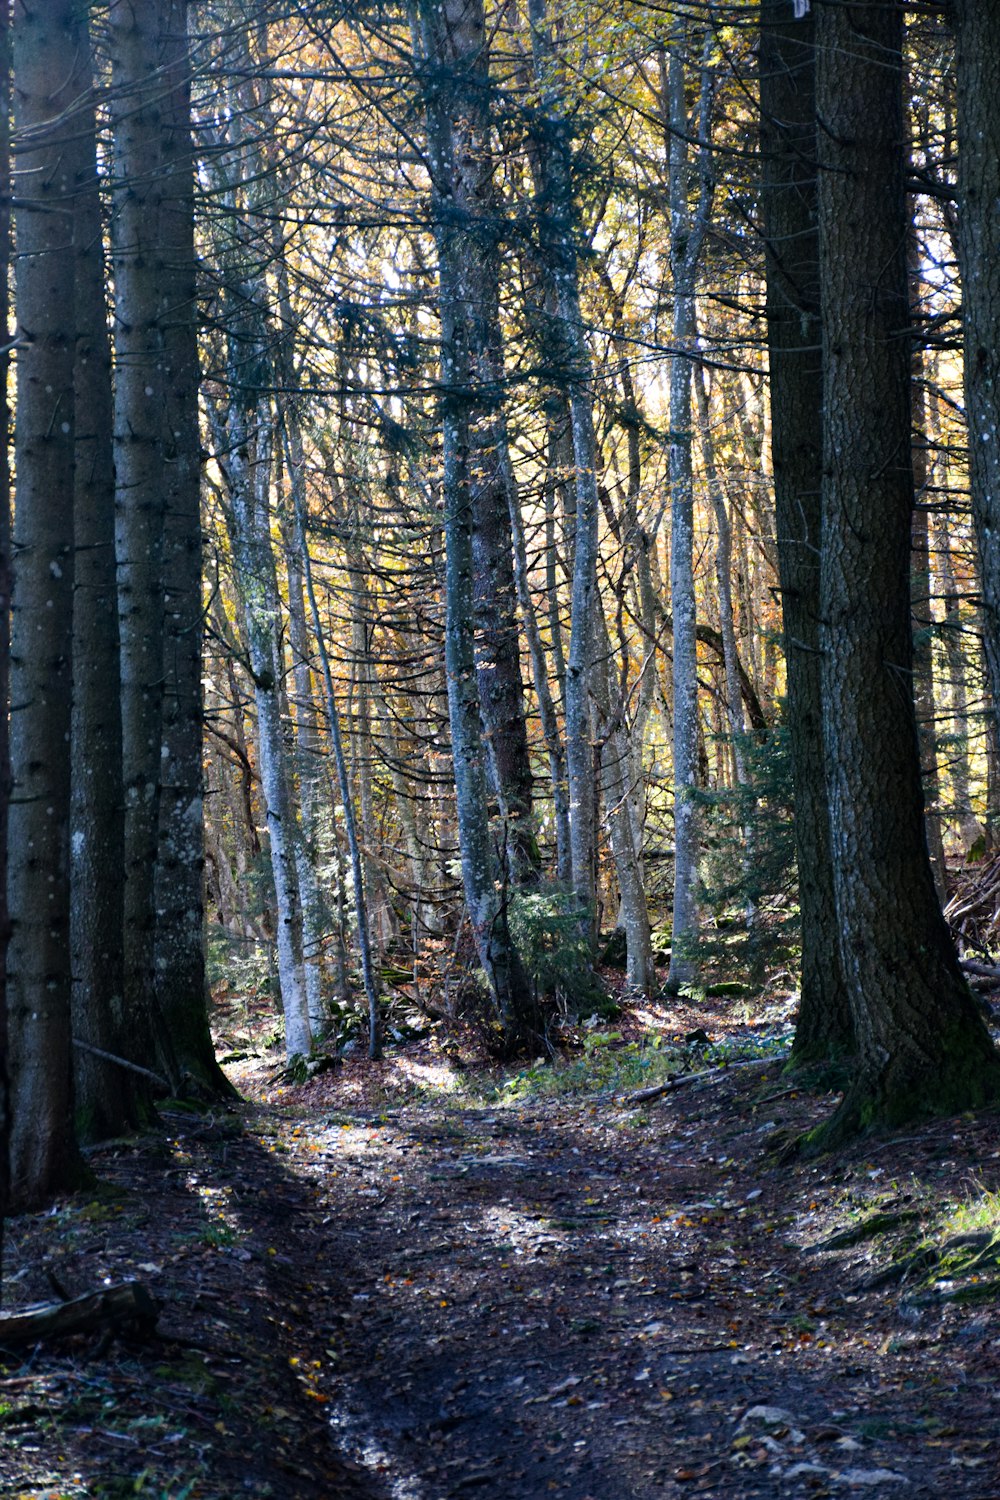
959 957 1000 982
624 1055 775 1106
0 1280 158 1349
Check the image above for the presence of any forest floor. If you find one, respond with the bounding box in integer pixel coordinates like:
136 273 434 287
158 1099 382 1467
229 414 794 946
2 990 1000 1499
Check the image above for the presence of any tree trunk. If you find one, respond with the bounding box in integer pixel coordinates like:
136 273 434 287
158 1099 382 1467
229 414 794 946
908 215 946 901
664 37 713 993
220 392 313 1062
69 10 132 1137
592 615 653 993
8 0 84 1207
935 515 980 849
414 0 537 1045
0 0 12 1264
110 0 171 1090
292 488 383 1060
910 455 946 901
759 1 853 1064
814 0 1000 1136
415 0 537 890
281 503 330 1036
696 369 746 776
527 0 605 932
951 0 1000 836
154 0 231 1096
503 446 572 886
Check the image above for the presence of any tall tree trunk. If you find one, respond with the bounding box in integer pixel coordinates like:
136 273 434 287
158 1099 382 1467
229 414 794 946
910 453 946 901
664 36 713 993
908 218 946 901
527 0 605 932
282 504 330 1036
759 1 853 1065
110 0 171 1090
8 0 84 1206
0 0 12 1260
415 0 537 890
814 0 999 1137
155 0 231 1095
70 10 132 1136
414 0 537 1045
951 0 1000 837
219 389 313 1062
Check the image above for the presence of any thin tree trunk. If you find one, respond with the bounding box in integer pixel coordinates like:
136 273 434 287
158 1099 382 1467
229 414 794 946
0 0 12 1259
282 517 330 1035
501 445 571 885
527 0 605 931
908 218 946 901
592 616 653 993
220 395 313 1061
935 515 980 849
664 36 714 993
292 492 383 1060
951 0 1000 836
696 368 747 776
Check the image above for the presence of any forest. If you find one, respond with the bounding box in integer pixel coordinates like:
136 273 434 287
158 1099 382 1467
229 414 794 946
2 0 1000 1495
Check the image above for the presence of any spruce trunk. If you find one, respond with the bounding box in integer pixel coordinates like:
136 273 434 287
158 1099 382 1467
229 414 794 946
814 0 1000 1135
8 0 84 1205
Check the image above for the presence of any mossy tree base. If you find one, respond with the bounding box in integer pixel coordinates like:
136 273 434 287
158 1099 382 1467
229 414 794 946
798 1035 1000 1155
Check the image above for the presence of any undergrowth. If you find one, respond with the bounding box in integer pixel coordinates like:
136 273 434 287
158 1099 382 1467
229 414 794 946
468 1025 794 1106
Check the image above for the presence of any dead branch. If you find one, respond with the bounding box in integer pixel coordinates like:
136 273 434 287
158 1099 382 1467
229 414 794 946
624 1055 775 1106
72 1038 170 1091
0 1281 158 1349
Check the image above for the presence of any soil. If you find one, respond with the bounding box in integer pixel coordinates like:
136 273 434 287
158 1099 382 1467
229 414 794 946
2 995 1000 1499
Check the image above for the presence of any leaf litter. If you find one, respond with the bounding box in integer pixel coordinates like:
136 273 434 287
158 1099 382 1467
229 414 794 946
1 995 999 1497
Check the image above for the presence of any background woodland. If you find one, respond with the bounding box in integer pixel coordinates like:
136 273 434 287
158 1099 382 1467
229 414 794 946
3 0 1000 1213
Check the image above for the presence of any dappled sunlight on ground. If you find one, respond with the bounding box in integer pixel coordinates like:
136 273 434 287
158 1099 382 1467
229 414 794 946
5 987 1000 1495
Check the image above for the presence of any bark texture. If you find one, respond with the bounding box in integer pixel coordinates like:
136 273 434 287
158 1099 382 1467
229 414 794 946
527 0 605 937
221 388 313 1061
416 0 537 1046
951 0 1000 831
8 0 84 1206
814 0 1000 1135
70 12 131 1136
0 0 11 1259
664 37 713 994
154 0 231 1095
111 0 171 1086
418 0 537 889
759 2 853 1064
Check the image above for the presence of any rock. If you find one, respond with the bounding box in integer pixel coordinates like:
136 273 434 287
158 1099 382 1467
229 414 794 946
786 1464 831 1481
739 1404 796 1429
454 1154 535 1171
834 1469 908 1487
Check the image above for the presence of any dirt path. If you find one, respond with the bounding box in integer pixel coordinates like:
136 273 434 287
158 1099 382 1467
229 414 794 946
2 1041 999 1498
